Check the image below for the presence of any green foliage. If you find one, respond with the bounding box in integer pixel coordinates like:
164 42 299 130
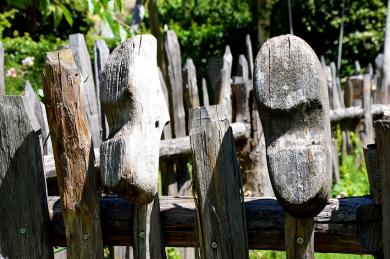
332 128 370 198
153 0 254 76
270 0 387 77
2 32 66 95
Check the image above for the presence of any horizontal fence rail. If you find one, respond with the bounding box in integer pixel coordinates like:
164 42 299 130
47 196 381 254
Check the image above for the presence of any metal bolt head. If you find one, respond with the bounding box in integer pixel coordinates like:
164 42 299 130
19 227 26 234
211 241 218 249
139 231 145 239
82 233 89 240
296 237 304 245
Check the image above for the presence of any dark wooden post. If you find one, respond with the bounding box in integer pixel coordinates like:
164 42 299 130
0 41 4 96
100 35 168 259
69 33 102 147
43 48 103 258
94 39 110 140
363 144 381 205
164 30 190 195
189 105 249 259
0 96 52 258
375 118 390 258
254 35 332 258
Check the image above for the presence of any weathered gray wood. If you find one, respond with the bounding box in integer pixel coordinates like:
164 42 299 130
255 35 331 258
201 78 209 106
0 41 4 96
100 35 168 259
48 196 382 255
355 60 362 75
363 74 375 145
24 81 50 155
374 119 390 258
207 57 224 99
94 39 110 140
164 30 190 195
346 75 363 107
375 54 384 104
330 104 390 122
100 35 169 204
254 35 332 216
237 54 249 80
232 77 250 123
189 105 249 259
214 46 233 121
38 89 53 155
285 213 314 259
43 48 103 258
0 96 52 259
363 144 381 205
69 33 101 148
245 35 254 80
158 67 172 140
183 58 200 112
43 121 251 177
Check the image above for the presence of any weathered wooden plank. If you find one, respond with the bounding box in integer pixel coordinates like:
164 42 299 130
330 104 390 122
363 74 374 145
94 39 110 140
245 35 254 80
183 58 200 112
0 41 4 96
374 119 390 258
214 46 233 121
100 35 168 259
38 89 53 155
189 105 249 259
69 33 102 147
48 196 382 255
43 48 103 258
201 78 209 106
0 96 52 259
382 0 390 104
254 35 332 258
164 30 190 196
232 76 250 123
364 144 381 205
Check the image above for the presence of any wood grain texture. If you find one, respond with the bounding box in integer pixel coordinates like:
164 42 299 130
363 144 381 205
189 105 249 259
202 78 209 106
285 214 314 259
0 96 52 259
330 104 390 122
69 33 102 148
183 58 200 110
100 35 169 204
374 119 390 258
94 39 110 141
382 0 390 104
0 41 4 96
48 196 382 254
245 35 254 80
43 48 103 258
254 35 332 217
214 46 233 121
363 74 374 145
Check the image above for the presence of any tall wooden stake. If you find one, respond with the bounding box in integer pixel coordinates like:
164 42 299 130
254 35 331 258
43 48 103 258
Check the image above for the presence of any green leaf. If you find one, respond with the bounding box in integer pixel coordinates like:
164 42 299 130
59 4 73 26
53 5 63 27
114 0 123 12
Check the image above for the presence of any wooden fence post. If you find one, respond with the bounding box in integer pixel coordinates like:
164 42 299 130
0 96 52 258
215 46 233 121
202 78 209 106
164 30 191 195
189 105 249 259
100 35 168 259
254 35 332 258
43 48 103 258
69 33 102 147
246 35 254 80
363 144 381 205
363 74 375 145
0 41 4 96
94 39 110 140
183 58 200 115
375 118 390 258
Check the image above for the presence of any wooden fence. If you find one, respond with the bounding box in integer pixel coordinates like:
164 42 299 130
0 31 390 259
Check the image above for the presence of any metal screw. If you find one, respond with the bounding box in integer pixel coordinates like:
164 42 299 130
211 241 218 249
271 142 275 147
82 233 89 240
296 237 304 245
139 231 145 239
19 228 26 234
